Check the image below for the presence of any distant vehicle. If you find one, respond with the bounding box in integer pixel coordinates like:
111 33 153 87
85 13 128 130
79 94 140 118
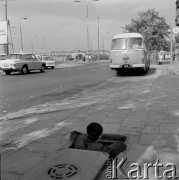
40 56 56 69
157 51 171 65
0 53 46 75
64 53 86 61
164 52 171 59
0 54 7 60
109 33 150 75
74 53 86 61
64 54 73 61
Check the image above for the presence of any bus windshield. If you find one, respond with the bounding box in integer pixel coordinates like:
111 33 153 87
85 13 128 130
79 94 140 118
127 38 143 49
111 38 126 50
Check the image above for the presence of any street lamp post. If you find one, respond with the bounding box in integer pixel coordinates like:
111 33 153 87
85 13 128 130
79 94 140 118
74 0 99 61
9 25 15 53
3 0 9 55
20 17 27 52
168 28 174 65
170 28 173 65
97 17 100 61
41 37 45 54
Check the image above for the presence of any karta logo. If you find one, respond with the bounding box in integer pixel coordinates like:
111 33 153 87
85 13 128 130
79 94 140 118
106 158 178 179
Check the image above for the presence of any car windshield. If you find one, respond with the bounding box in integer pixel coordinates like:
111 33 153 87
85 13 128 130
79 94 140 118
8 54 23 59
111 38 126 50
127 38 143 49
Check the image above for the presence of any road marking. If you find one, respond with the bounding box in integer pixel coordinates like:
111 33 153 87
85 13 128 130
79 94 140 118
90 69 96 71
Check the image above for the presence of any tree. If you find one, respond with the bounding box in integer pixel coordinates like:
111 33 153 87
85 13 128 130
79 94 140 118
123 9 170 51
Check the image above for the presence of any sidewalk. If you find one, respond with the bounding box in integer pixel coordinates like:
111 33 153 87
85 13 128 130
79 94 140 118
1 61 179 180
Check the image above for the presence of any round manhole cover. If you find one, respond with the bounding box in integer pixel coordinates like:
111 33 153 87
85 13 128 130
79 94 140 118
46 163 81 180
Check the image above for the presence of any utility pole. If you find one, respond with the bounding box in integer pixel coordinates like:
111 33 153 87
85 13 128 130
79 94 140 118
20 18 27 52
170 28 173 65
4 0 9 55
102 34 104 56
74 0 99 61
9 23 14 53
97 17 100 61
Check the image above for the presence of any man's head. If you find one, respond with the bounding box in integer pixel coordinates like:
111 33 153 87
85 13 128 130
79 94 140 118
87 122 103 140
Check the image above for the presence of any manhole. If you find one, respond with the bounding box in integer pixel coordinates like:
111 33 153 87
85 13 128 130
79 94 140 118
46 163 81 180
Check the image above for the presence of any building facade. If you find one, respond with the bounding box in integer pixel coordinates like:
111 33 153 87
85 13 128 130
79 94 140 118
175 0 179 60
176 0 179 26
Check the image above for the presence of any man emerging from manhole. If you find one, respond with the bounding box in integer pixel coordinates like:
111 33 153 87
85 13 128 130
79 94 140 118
70 122 127 158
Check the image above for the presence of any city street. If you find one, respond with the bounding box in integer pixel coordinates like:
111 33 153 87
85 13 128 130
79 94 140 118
0 61 113 116
1 61 179 180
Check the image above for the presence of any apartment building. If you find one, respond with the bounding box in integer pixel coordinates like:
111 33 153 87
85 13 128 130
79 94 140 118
176 0 179 26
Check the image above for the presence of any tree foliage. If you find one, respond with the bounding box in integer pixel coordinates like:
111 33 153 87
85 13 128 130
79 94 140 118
123 9 170 51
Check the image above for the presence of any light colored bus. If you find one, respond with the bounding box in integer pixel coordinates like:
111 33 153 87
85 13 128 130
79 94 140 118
109 33 150 75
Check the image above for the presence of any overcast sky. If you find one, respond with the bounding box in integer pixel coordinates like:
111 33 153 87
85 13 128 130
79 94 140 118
0 0 176 54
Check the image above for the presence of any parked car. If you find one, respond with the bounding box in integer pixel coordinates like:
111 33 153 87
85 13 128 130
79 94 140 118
164 52 171 59
40 56 56 69
0 53 46 75
0 54 7 60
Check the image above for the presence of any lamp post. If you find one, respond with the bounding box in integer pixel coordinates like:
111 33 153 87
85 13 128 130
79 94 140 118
3 0 9 55
41 37 45 54
97 17 100 61
20 17 27 52
9 25 15 53
168 28 174 65
170 28 173 64
32 36 37 53
74 0 99 61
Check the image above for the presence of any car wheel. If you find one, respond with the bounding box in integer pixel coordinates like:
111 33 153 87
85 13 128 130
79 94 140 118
4 70 11 75
116 70 122 76
40 65 45 73
51 66 54 69
21 66 28 74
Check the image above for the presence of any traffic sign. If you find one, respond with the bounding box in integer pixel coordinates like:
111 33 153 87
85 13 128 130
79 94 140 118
173 27 179 34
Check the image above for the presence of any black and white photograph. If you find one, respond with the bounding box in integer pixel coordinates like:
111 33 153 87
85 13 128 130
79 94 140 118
0 0 178 179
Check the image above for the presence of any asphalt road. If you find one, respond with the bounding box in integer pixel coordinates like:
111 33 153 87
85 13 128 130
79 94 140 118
0 62 114 117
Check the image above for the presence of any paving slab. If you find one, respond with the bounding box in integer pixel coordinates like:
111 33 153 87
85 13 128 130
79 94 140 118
126 144 155 163
1 148 47 175
100 123 121 134
141 125 159 133
1 172 22 180
160 123 179 134
139 133 178 148
35 134 63 144
126 135 140 144
25 141 62 153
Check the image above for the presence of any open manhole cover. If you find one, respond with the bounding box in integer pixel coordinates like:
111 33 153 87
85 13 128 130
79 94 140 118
46 163 81 180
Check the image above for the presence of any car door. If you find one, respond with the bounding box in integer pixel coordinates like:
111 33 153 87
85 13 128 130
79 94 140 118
24 54 34 70
31 54 42 69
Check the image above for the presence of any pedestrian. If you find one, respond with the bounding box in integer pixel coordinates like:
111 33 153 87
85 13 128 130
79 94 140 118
70 122 127 158
173 52 175 62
